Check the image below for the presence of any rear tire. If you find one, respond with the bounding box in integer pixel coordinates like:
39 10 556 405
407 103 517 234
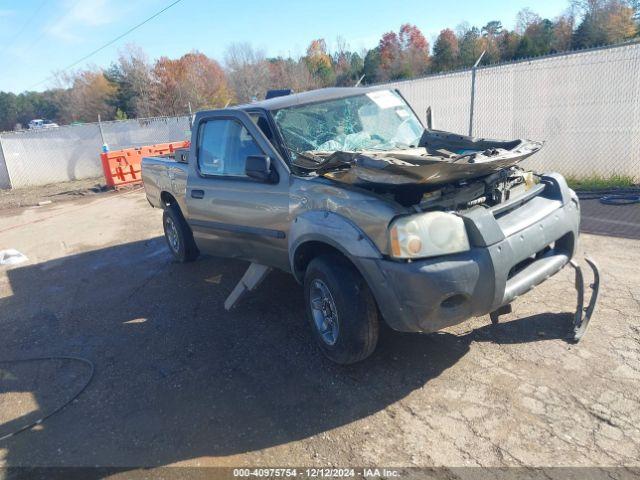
163 205 199 263
304 254 379 364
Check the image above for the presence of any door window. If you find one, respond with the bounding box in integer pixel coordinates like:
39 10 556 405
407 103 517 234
197 119 263 176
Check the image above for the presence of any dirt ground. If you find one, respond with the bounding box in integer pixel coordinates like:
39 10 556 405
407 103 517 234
0 189 638 472
0 177 107 210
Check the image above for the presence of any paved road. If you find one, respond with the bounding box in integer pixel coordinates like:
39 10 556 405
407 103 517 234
0 191 638 469
580 196 640 240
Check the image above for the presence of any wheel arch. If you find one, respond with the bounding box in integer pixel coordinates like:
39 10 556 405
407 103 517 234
289 211 382 283
160 191 177 209
292 240 356 283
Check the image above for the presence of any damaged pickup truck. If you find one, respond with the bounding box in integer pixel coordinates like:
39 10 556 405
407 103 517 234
142 87 599 364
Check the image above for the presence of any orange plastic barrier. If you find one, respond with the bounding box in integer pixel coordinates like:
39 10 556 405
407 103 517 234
100 141 190 188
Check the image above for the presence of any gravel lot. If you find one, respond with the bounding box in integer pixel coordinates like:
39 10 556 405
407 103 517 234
0 190 638 470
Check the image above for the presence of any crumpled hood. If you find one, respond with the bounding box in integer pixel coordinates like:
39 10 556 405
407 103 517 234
321 140 542 188
290 127 544 191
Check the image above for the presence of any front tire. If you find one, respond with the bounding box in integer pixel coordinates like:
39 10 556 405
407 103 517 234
304 254 379 364
163 205 199 263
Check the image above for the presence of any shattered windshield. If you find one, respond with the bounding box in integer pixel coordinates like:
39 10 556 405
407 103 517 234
272 90 424 159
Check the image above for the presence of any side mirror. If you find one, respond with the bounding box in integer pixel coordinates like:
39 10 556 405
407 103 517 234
426 106 433 130
245 155 277 183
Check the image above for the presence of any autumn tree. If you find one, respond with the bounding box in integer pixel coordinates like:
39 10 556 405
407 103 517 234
508 9 577 58
517 17 556 57
431 29 459 72
182 53 232 109
516 8 542 34
399 24 430 76
5 0 640 128
377 24 429 80
54 69 117 123
378 31 403 80
572 0 637 47
150 56 187 115
304 39 335 86
151 52 231 116
552 13 575 51
497 30 522 60
224 43 323 103
332 37 364 86
105 45 154 118
268 57 321 92
599 0 637 41
224 42 271 103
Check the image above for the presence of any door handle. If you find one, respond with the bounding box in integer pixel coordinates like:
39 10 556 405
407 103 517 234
191 189 205 199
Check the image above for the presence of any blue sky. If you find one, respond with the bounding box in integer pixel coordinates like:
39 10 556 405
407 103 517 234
0 0 569 94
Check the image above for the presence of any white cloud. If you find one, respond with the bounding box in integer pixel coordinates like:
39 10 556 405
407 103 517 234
47 0 117 42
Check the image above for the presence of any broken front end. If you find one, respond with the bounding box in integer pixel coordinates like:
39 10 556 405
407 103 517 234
272 89 599 339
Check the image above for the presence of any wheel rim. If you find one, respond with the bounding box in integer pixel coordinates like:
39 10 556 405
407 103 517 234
309 279 339 346
165 216 180 253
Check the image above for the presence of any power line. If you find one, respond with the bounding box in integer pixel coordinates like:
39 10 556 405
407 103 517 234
2 0 48 52
28 0 185 89
20 0 83 57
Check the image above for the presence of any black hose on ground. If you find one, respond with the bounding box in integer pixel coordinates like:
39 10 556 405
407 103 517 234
0 356 94 442
576 188 640 204
600 194 640 205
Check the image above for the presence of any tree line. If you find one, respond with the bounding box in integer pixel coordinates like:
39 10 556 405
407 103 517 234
0 0 638 132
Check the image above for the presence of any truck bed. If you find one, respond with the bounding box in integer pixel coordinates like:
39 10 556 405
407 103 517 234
141 155 188 210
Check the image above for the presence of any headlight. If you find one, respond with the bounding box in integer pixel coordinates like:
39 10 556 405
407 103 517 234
389 211 470 259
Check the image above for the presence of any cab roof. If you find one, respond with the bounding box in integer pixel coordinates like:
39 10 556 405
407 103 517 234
235 86 387 111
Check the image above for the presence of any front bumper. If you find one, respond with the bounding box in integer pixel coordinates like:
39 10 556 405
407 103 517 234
358 173 582 333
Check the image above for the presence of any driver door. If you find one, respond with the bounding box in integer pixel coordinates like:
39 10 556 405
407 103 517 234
185 110 290 271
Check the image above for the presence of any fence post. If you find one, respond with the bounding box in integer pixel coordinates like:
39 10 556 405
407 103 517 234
468 50 486 137
0 135 12 190
98 114 109 153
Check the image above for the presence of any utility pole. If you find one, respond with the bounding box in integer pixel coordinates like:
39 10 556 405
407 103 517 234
468 50 486 137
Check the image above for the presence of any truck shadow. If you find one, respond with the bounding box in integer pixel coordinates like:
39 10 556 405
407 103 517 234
0 238 574 470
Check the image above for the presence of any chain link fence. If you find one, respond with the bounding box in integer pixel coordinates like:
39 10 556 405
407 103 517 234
0 42 638 190
388 41 640 180
0 116 190 189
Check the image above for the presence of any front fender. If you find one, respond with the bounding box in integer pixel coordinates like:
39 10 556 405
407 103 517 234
288 211 382 282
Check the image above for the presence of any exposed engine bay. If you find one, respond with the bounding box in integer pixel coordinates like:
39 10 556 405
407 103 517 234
291 130 544 209
408 166 538 211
